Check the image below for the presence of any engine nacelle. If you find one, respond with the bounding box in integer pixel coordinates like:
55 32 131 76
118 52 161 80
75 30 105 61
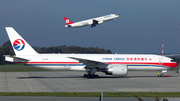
98 21 103 24
104 64 128 76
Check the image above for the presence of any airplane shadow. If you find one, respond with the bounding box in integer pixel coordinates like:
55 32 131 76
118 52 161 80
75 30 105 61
16 75 175 79
126 75 177 78
17 76 83 79
17 75 129 79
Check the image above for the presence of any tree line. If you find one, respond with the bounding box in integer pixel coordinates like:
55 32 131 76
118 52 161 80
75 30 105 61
1 41 180 65
0 41 112 65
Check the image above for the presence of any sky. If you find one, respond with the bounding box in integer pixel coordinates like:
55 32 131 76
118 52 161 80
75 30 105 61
0 0 180 54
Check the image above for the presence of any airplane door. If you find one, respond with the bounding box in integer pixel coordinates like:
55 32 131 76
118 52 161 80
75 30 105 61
159 58 163 65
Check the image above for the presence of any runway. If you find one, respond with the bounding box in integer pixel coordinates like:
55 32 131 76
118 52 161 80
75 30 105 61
0 70 180 92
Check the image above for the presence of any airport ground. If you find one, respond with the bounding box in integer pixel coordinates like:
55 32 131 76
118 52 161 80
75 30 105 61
0 70 180 92
1 70 180 101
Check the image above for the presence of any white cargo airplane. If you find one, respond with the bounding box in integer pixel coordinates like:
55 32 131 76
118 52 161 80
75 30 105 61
4 27 177 78
64 14 119 28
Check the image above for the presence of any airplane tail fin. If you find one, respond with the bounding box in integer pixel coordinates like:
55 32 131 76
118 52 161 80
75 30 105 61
5 27 38 56
64 17 74 25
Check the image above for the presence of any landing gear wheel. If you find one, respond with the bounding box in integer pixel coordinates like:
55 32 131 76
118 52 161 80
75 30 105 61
84 74 87 78
95 75 99 78
91 75 95 78
87 74 91 79
84 74 99 78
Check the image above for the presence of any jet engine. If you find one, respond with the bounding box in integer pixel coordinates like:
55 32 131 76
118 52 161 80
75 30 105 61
91 20 104 27
98 21 103 24
104 64 128 76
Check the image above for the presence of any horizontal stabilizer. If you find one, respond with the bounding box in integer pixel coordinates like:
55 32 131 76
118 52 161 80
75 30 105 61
4 55 29 63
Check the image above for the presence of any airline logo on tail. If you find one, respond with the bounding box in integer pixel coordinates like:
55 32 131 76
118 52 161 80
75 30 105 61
64 17 74 25
13 39 25 51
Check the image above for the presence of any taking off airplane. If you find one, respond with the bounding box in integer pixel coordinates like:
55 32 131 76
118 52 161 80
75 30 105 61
4 27 177 78
64 14 119 28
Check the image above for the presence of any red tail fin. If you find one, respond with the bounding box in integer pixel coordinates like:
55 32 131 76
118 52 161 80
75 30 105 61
64 17 74 25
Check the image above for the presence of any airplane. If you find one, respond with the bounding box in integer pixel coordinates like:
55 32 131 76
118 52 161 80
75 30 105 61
4 27 177 78
64 14 119 28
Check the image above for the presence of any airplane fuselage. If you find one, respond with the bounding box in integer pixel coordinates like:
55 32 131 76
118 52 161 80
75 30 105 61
6 54 177 71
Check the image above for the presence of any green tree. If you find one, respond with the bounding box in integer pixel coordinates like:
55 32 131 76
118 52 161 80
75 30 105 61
0 41 112 64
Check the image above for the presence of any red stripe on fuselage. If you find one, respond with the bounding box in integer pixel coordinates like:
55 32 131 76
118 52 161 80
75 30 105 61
106 62 177 68
15 62 81 64
14 62 177 68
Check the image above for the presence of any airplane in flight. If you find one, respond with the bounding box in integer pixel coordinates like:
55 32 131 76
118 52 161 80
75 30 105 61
64 14 119 28
4 27 177 78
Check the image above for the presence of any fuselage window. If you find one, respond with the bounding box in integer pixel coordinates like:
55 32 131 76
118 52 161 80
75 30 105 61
170 60 175 62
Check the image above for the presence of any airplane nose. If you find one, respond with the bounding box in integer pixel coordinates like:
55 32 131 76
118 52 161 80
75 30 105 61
175 62 178 67
171 62 178 68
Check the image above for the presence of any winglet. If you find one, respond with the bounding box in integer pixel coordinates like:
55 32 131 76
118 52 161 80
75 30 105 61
64 17 74 25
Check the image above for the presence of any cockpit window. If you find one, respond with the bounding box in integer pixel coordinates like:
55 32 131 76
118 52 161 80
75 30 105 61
171 60 175 62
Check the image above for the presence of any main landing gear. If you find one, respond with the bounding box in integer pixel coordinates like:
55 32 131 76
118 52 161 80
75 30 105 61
84 74 99 78
84 69 99 78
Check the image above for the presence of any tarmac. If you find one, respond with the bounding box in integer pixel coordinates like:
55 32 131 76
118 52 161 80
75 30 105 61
0 70 180 92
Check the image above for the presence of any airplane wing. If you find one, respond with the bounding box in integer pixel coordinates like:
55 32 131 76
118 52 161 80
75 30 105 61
68 57 109 69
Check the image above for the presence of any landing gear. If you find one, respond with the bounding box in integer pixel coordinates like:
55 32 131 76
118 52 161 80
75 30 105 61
84 68 99 78
84 73 99 78
84 74 87 77
91 24 96 28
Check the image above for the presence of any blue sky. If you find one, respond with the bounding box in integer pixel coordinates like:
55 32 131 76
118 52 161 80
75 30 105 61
0 0 180 54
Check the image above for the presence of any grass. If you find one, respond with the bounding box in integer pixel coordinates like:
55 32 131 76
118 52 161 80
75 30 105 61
0 64 50 72
0 92 180 97
171 66 180 70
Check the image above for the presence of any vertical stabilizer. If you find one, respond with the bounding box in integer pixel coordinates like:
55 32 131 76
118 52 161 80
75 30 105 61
63 17 74 25
5 27 38 56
